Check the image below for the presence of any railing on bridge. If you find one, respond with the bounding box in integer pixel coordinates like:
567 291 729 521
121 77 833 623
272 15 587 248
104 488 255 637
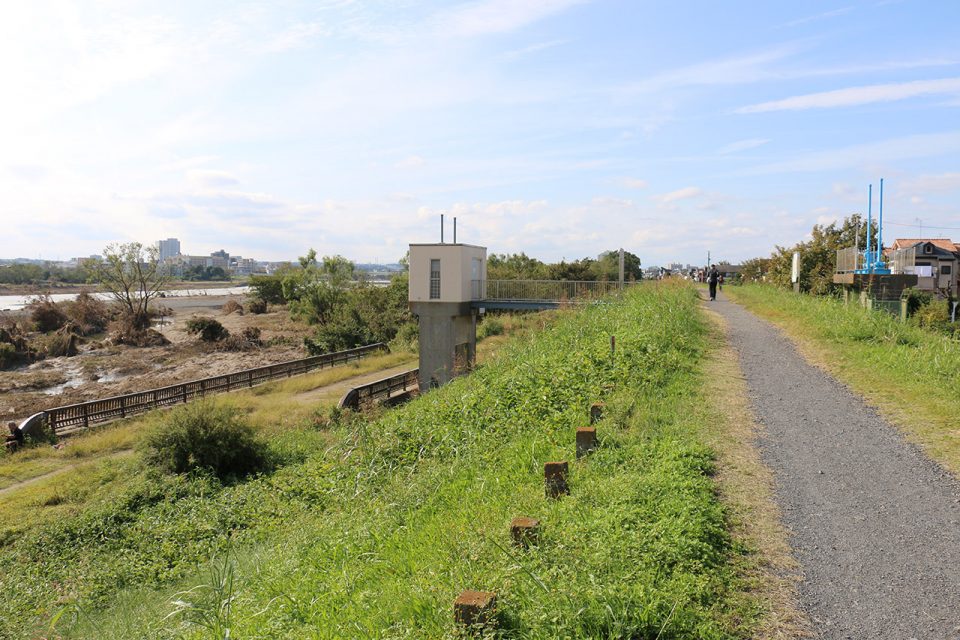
471 280 629 302
338 369 419 410
39 343 388 436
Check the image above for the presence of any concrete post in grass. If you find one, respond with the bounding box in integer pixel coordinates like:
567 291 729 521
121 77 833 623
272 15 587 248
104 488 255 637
576 427 597 458
544 461 569 498
589 402 604 424
454 590 497 629
510 517 541 548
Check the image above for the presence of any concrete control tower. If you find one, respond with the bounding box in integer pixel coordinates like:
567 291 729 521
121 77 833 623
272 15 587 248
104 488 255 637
408 242 486 388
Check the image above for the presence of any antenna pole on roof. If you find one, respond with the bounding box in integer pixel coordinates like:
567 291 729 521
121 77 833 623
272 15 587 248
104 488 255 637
441 214 444 243
453 217 457 243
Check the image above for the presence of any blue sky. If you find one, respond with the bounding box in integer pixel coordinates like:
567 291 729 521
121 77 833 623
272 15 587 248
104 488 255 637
2 0 959 266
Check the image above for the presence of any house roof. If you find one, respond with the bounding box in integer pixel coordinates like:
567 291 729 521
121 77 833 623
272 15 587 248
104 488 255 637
892 238 957 252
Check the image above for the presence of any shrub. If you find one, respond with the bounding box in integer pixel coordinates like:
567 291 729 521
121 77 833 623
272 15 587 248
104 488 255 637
141 402 268 478
28 295 68 333
0 343 16 369
186 318 230 342
64 292 112 335
904 290 932 317
221 327 262 351
247 297 268 314
44 324 80 357
913 299 959 337
477 316 504 339
222 300 244 315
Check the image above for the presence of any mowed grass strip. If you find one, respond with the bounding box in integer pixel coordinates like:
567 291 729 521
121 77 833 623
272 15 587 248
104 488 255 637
726 285 960 475
6 284 763 639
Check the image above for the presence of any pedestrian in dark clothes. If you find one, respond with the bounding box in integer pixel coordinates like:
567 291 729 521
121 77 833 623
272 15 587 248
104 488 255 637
707 264 720 301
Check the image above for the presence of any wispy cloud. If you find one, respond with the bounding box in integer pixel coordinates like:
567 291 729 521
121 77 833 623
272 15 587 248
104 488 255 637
778 6 855 29
717 138 770 154
744 131 960 174
504 39 571 58
261 22 330 52
736 77 960 113
437 0 589 38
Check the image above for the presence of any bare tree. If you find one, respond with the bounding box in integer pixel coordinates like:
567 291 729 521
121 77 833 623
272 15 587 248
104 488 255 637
91 242 169 330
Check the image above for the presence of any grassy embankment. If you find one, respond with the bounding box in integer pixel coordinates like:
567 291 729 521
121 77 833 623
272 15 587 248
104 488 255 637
727 284 960 474
1 285 780 638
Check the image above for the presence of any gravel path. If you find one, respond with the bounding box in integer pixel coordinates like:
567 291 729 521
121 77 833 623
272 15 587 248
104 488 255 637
712 292 960 639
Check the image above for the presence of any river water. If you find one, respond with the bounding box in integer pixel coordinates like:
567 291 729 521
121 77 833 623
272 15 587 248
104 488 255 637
0 286 250 312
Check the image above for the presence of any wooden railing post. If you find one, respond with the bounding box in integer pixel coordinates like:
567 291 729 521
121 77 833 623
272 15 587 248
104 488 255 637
182 384 188 404
153 390 158 409
82 403 89 430
120 396 126 418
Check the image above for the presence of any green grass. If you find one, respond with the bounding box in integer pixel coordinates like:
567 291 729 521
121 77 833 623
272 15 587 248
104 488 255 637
0 285 764 639
727 284 960 473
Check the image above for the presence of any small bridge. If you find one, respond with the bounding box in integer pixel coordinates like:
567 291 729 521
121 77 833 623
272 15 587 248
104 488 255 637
470 280 632 311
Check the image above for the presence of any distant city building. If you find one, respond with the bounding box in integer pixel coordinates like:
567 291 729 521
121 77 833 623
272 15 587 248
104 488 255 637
158 238 181 262
211 249 229 260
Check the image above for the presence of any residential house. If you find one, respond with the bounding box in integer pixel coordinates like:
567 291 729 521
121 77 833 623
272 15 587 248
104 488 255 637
890 238 959 297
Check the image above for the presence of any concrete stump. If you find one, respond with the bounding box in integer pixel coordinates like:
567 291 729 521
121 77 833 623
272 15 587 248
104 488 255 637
576 426 597 458
544 461 569 498
510 517 541 548
454 590 497 629
590 402 604 424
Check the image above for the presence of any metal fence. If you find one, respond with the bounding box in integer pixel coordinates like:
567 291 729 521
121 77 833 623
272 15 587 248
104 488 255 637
890 246 916 275
471 280 630 302
835 247 861 274
338 369 419 410
42 343 388 436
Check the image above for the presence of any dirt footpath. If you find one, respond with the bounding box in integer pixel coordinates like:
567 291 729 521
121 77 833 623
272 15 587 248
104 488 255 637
712 292 960 639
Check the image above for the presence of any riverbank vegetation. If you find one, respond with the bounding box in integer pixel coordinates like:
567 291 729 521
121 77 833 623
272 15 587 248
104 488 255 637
0 283 772 639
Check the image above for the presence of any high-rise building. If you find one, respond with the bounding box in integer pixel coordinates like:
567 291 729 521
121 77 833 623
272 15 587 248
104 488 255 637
159 238 181 262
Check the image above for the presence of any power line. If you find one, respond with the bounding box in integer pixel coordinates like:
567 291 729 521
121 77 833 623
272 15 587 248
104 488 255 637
884 220 960 232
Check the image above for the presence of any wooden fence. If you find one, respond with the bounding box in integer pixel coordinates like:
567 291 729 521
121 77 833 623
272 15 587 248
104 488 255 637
339 369 420 410
43 343 388 436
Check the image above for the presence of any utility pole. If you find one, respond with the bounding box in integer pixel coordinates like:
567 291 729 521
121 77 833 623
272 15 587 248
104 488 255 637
618 248 624 290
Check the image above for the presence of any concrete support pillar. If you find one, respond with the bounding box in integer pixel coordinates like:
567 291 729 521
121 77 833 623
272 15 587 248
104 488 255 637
544 461 569 498
454 590 497 629
510 517 541 548
576 427 597 458
589 402 604 424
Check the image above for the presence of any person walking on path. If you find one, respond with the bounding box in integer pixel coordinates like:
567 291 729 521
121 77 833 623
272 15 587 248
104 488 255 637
707 264 720 300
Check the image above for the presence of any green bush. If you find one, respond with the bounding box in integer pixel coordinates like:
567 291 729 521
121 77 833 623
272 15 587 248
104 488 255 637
477 316 504 339
913 299 959 337
904 290 932 317
141 402 268 478
185 317 230 342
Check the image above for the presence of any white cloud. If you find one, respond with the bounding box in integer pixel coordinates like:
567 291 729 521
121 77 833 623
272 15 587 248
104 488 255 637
736 77 960 113
900 172 960 192
619 177 648 189
261 22 330 52
657 186 704 203
188 170 241 189
717 138 770 154
395 155 426 169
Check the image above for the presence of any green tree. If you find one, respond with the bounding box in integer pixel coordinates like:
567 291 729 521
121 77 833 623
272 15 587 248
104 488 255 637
91 242 168 330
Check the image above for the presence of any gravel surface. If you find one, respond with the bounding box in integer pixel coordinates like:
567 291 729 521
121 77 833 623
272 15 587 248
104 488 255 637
713 293 960 640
